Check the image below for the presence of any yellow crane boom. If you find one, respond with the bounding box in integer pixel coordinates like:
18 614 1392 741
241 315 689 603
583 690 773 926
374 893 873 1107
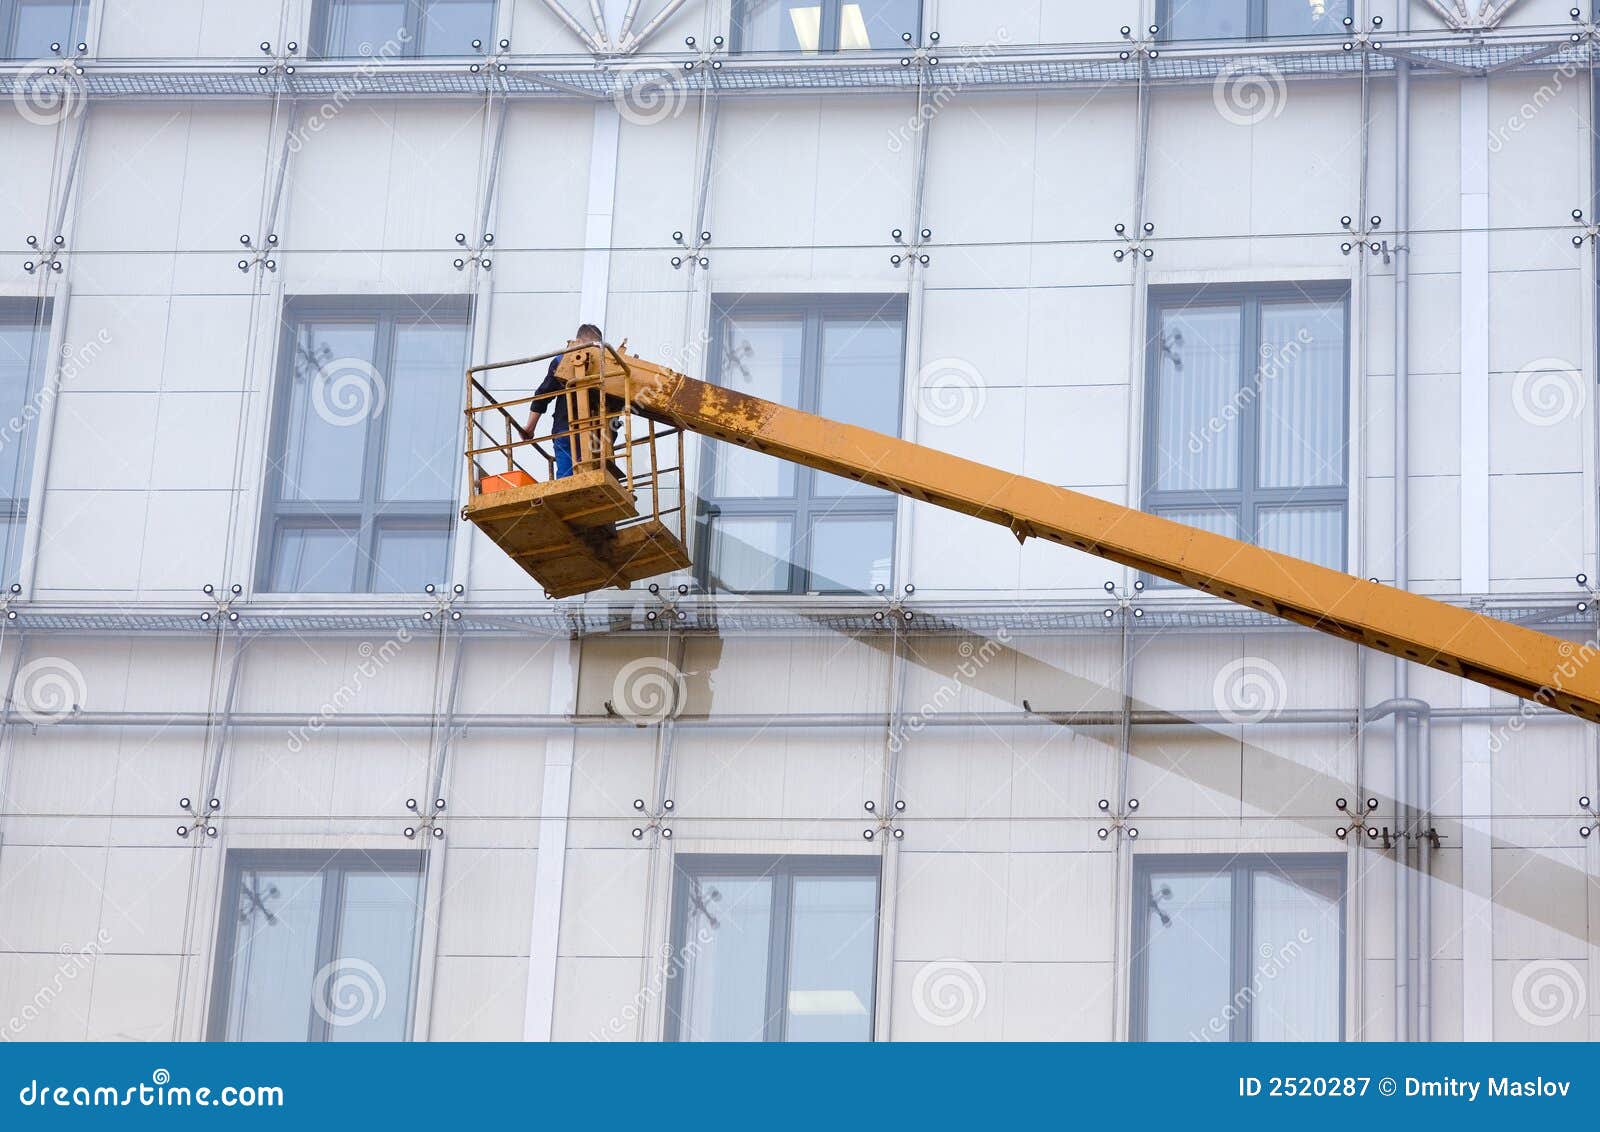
463 342 1600 724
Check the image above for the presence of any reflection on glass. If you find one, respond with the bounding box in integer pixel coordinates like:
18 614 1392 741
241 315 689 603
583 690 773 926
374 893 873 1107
815 316 902 497
1267 0 1346 36
1153 306 1241 492
1163 0 1249 39
417 0 494 55
269 526 359 593
711 516 792 592
223 870 325 1041
1257 505 1342 571
809 515 893 594
737 0 823 51
715 317 802 497
10 0 78 59
1250 869 1341 1040
320 0 409 57
382 323 464 503
1256 301 1344 490
283 322 375 503
1142 871 1234 1041
371 526 449 593
839 0 919 49
785 876 876 1040
326 872 421 1042
678 876 774 1041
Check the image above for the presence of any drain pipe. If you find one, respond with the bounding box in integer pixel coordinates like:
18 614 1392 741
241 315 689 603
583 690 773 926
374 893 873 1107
1392 38 1414 1043
1417 711 1433 1042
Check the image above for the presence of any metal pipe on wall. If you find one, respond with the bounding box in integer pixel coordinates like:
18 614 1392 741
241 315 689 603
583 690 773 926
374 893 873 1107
1393 32 1415 1043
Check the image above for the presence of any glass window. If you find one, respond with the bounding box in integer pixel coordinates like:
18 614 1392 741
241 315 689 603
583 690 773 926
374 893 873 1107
0 301 49 587
260 298 469 594
1143 284 1348 577
1133 855 1345 1042
311 0 495 58
733 0 917 53
209 851 423 1042
4 0 80 58
668 856 879 1042
1158 0 1349 40
701 296 905 595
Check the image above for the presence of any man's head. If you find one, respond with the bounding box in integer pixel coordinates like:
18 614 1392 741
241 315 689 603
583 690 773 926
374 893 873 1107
575 323 602 345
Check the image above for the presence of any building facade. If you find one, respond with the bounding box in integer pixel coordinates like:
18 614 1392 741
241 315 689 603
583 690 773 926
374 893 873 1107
0 0 1597 1042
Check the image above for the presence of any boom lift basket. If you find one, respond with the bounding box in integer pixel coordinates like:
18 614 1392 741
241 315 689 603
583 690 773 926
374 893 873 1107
462 342 691 598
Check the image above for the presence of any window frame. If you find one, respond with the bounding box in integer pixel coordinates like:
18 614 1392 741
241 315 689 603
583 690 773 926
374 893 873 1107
2 0 83 59
309 0 497 59
729 0 921 54
1130 853 1347 1042
257 294 470 595
1141 280 1351 573
699 293 906 596
0 298 50 586
206 848 424 1042
664 853 882 1042
1156 0 1353 40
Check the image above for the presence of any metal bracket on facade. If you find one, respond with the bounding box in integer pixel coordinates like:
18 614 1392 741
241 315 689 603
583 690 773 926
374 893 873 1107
467 37 514 79
176 795 221 842
404 796 447 841
862 797 906 842
21 233 66 276
0 582 22 625
644 582 691 624
630 795 674 842
420 583 466 624
898 30 942 71
1116 24 1161 63
253 40 300 82
1333 795 1380 842
198 583 243 626
453 229 495 272
872 583 916 626
1579 794 1598 838
1102 579 1146 625
236 231 280 274
1096 795 1140 843
670 229 710 273
1570 209 1598 248
1340 213 1395 264
680 35 728 75
891 226 932 271
1112 221 1155 265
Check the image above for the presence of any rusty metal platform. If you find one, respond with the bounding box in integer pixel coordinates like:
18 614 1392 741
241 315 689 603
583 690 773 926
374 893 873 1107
463 468 691 599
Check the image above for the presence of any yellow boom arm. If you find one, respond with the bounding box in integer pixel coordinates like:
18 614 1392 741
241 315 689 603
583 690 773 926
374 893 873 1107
466 343 1600 724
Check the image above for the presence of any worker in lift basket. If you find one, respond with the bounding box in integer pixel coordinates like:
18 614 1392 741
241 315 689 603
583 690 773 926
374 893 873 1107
524 323 604 480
